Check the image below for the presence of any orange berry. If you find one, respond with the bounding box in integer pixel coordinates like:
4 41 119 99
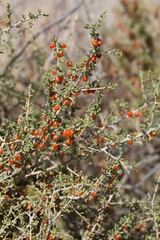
127 111 133 117
16 153 22 161
51 69 57 75
52 134 59 141
77 190 83 196
52 143 59 151
39 143 45 149
109 184 113 189
91 191 97 197
60 43 67 48
58 51 64 57
15 135 21 140
149 131 156 137
98 39 103 46
0 149 4 154
48 235 54 240
55 76 64 83
114 235 122 240
97 138 103 144
113 165 119 171
52 105 60 111
91 114 97 120
53 122 59 128
91 55 97 62
50 42 55 49
63 99 70 105
67 61 73 67
66 138 73 145
5 194 10 200
0 165 4 170
62 129 74 138
128 140 134 145
82 76 88 82
9 160 15 165
50 95 56 101
88 196 92 201
91 39 99 46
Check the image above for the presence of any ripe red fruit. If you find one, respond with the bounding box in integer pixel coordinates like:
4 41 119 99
53 122 59 128
52 105 60 111
82 76 88 82
127 111 133 117
91 191 97 197
15 135 21 140
50 95 56 101
91 55 97 62
66 138 73 145
149 131 156 137
97 138 103 144
128 139 134 145
91 39 99 46
72 102 76 107
48 235 54 240
114 235 122 240
16 153 22 161
52 134 59 141
51 69 57 75
60 43 67 48
98 39 103 46
55 76 64 83
113 165 119 171
52 143 59 151
50 42 55 49
62 129 74 138
63 99 70 105
39 143 44 149
91 114 97 120
0 149 3 154
58 51 64 57
67 61 73 67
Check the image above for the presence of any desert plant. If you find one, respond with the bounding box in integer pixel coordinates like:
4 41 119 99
0 5 159 240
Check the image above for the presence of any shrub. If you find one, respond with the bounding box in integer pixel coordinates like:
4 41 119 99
0 4 160 240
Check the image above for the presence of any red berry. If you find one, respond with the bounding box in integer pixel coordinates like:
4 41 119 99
39 143 44 149
98 39 103 46
82 76 88 82
50 42 55 49
52 105 60 111
91 55 97 62
51 70 57 75
58 51 64 57
55 76 64 83
127 111 133 117
91 191 97 197
52 143 59 151
114 235 122 240
53 122 59 128
52 134 59 141
128 139 134 145
150 131 156 137
63 99 70 105
61 43 67 48
91 39 99 46
67 61 73 67
16 153 22 161
113 165 119 171
0 149 3 154
66 138 73 145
